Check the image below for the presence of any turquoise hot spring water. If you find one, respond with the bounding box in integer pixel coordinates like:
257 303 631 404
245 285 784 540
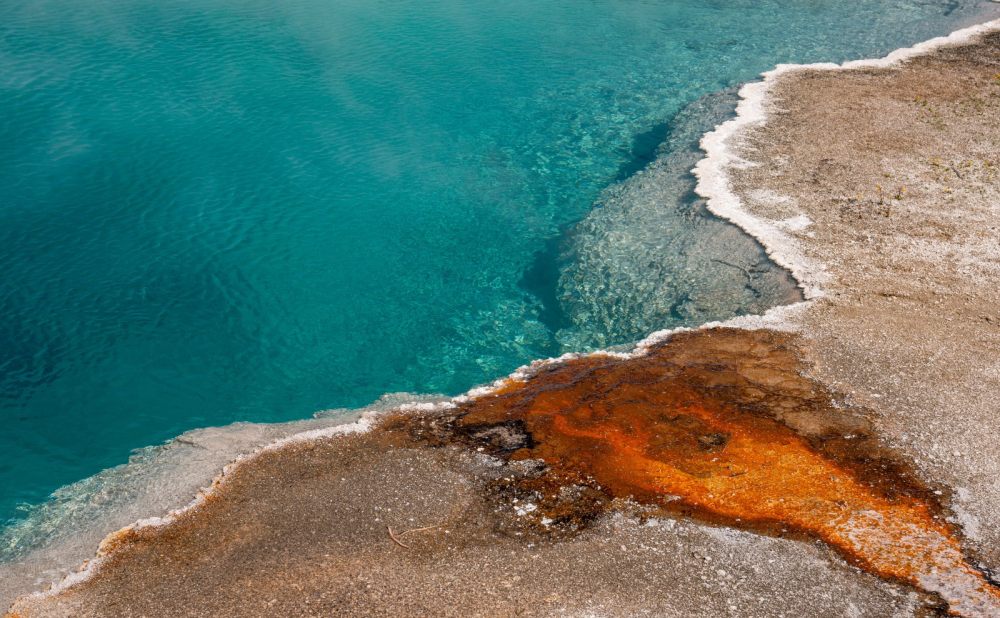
0 0 994 536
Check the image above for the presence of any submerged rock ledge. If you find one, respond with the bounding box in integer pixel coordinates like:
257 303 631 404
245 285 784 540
8 20 1000 618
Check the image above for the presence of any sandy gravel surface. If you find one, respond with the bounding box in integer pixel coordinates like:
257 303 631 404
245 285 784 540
8 430 920 618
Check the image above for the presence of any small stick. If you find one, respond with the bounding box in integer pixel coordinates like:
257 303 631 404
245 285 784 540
712 258 753 283
386 525 410 549
398 524 441 537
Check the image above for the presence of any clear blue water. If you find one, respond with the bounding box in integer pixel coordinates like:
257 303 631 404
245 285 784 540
0 0 991 524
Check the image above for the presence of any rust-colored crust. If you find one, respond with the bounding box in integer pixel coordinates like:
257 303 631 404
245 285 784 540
391 328 998 615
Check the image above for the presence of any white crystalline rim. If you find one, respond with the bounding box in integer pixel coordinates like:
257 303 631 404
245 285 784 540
16 16 1000 608
692 17 1000 301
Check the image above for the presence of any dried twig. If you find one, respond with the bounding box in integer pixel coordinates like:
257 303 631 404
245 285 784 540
712 258 753 283
171 437 207 449
397 524 441 537
386 525 410 549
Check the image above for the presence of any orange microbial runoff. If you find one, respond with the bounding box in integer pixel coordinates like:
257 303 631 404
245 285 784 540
450 329 1000 617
